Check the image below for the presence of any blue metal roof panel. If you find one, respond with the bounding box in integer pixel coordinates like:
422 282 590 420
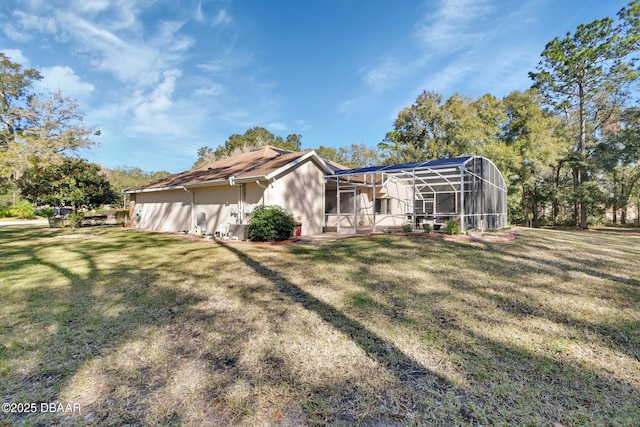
332 156 474 176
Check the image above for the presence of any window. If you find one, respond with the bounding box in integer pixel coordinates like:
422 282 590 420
375 198 391 214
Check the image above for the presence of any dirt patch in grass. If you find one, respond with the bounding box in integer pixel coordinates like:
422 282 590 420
1 226 638 425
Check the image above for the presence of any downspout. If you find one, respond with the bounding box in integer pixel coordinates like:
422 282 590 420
182 186 194 233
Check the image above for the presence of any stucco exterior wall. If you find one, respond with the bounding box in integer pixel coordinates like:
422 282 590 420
131 189 192 232
267 159 325 235
192 184 241 235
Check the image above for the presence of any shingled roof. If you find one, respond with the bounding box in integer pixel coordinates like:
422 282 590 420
125 146 333 193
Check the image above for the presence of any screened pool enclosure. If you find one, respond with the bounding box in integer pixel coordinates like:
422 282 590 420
325 156 507 234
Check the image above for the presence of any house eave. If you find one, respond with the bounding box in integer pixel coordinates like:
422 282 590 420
123 176 273 194
265 151 333 180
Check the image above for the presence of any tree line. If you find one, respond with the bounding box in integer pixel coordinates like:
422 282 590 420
2 2 640 227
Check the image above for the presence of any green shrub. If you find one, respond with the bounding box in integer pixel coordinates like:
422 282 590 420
0 206 10 218
38 206 56 227
401 224 412 233
422 223 433 233
444 219 461 235
38 206 56 218
9 200 35 219
68 212 84 229
248 205 295 242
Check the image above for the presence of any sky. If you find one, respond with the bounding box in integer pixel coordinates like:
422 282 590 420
0 0 632 173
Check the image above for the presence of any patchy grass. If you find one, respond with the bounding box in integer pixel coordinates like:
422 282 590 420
1 226 639 426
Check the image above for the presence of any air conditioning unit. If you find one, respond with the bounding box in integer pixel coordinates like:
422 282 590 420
228 223 248 240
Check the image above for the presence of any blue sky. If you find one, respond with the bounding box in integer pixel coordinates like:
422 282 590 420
0 0 631 173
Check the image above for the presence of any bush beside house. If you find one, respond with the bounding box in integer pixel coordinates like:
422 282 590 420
248 205 295 242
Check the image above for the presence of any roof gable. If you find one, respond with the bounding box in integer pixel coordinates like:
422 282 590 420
125 146 332 193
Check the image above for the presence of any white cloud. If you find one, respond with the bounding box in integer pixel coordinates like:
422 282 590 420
69 0 110 15
361 56 403 92
212 9 233 27
413 62 474 100
0 49 30 66
197 61 225 73
413 0 495 51
5 10 58 40
3 3 193 88
38 66 95 99
267 122 287 132
134 69 181 116
195 1 205 23
194 83 225 97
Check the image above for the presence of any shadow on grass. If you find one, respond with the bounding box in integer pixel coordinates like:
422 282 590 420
284 232 640 423
217 242 461 397
0 228 211 425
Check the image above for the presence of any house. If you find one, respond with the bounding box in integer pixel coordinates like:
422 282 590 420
125 146 333 238
125 147 508 238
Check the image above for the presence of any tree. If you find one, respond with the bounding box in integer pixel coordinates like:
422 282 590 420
338 143 381 168
0 53 98 201
594 107 640 224
0 52 42 151
104 166 171 204
529 10 638 228
315 143 381 168
315 145 344 165
378 90 448 163
194 126 303 166
18 157 117 212
379 91 505 164
489 90 570 225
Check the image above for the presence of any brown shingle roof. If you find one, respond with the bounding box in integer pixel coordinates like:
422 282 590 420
126 146 324 192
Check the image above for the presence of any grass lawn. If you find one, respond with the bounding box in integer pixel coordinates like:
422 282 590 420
1 226 639 426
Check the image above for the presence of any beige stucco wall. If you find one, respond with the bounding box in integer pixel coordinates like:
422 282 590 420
192 184 240 235
131 189 192 232
267 159 325 235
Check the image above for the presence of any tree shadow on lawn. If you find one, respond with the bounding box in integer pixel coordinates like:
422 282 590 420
284 233 640 424
217 242 474 422
2 228 285 425
400 231 640 365
0 237 211 425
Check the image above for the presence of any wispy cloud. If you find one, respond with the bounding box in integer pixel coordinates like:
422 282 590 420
197 60 225 73
212 9 233 27
6 10 59 40
413 0 495 51
37 66 95 99
342 0 544 118
5 2 192 88
195 1 205 23
360 56 403 92
267 122 287 132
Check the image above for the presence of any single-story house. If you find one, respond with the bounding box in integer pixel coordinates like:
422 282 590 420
125 146 508 238
125 146 332 238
